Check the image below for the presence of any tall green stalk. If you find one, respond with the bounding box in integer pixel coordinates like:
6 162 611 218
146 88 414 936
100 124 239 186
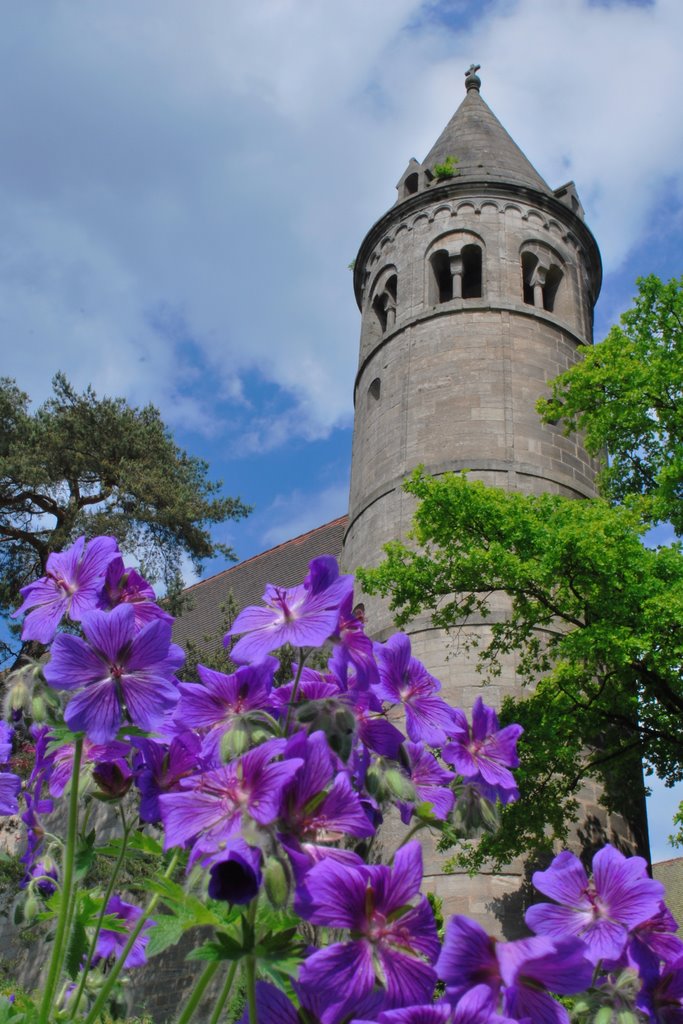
68 807 134 1018
38 735 83 1024
208 962 238 1024
82 850 180 1024
244 896 260 1024
175 960 220 1024
283 647 306 735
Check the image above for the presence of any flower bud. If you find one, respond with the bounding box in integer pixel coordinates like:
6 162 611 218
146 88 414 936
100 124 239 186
92 761 132 800
263 856 289 909
220 724 250 761
365 764 384 798
31 694 48 723
384 769 416 803
23 893 38 924
3 676 32 721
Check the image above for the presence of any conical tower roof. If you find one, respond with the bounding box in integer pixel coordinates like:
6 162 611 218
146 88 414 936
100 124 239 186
422 68 551 194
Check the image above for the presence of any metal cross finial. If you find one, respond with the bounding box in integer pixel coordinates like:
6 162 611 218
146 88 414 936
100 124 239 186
464 63 481 91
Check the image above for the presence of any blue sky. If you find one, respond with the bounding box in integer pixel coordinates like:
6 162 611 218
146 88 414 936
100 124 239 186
2 0 682 860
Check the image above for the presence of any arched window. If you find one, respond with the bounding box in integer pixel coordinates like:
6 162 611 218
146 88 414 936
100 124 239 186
522 252 538 306
461 245 482 299
430 249 453 303
368 377 381 401
370 270 398 334
429 244 483 303
543 264 563 313
521 248 565 312
404 172 419 196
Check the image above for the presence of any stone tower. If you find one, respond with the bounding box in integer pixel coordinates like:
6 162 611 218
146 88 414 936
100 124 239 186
342 67 608 931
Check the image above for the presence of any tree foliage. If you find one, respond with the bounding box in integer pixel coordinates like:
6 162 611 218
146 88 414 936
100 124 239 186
538 273 683 532
359 275 683 870
0 373 250 662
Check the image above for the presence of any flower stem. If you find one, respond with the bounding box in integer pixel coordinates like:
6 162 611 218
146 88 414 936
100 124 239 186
394 821 426 855
82 850 180 1024
175 959 220 1024
245 897 258 1024
283 647 307 735
38 734 83 1024
208 962 238 1024
245 955 257 1024
68 807 133 1019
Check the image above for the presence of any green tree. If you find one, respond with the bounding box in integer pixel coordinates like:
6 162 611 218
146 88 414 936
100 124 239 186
359 275 683 870
0 373 251 663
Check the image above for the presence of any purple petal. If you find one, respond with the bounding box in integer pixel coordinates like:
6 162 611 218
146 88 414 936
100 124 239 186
592 845 664 929
64 682 121 743
531 850 592 909
299 941 376 1005
0 773 21 815
384 842 423 913
295 859 367 930
497 934 593 994
504 985 569 1024
120 673 179 730
81 605 135 663
380 945 437 1009
436 916 500 999
126 616 176 672
43 634 106 691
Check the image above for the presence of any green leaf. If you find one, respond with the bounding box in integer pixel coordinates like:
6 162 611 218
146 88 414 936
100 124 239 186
64 919 88 981
146 913 185 957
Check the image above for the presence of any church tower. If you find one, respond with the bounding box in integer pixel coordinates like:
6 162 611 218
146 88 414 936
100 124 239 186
342 66 607 929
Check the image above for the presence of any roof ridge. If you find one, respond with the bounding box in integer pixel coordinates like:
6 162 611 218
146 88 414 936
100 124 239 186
182 514 349 594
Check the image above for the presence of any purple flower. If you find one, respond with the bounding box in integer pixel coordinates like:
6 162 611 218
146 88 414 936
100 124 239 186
624 904 683 981
43 604 184 743
352 987 519 1023
526 845 665 964
175 658 278 761
330 592 379 688
0 722 14 764
0 773 21 815
95 895 154 969
13 535 119 643
134 732 203 824
297 842 439 1012
99 556 172 631
442 698 522 792
159 739 303 865
207 841 263 904
374 633 460 745
226 555 354 663
279 731 375 845
437 915 593 1024
48 738 131 797
397 742 455 825
638 956 683 1023
239 981 384 1024
27 855 59 897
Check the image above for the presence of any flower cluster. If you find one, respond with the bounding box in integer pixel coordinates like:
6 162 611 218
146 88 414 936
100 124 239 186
3 535 681 1024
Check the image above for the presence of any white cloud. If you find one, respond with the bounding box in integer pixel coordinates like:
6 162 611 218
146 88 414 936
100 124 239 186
261 483 349 547
0 0 681 445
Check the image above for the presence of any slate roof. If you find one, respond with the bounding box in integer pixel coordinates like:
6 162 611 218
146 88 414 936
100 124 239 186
172 516 348 654
422 86 551 194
